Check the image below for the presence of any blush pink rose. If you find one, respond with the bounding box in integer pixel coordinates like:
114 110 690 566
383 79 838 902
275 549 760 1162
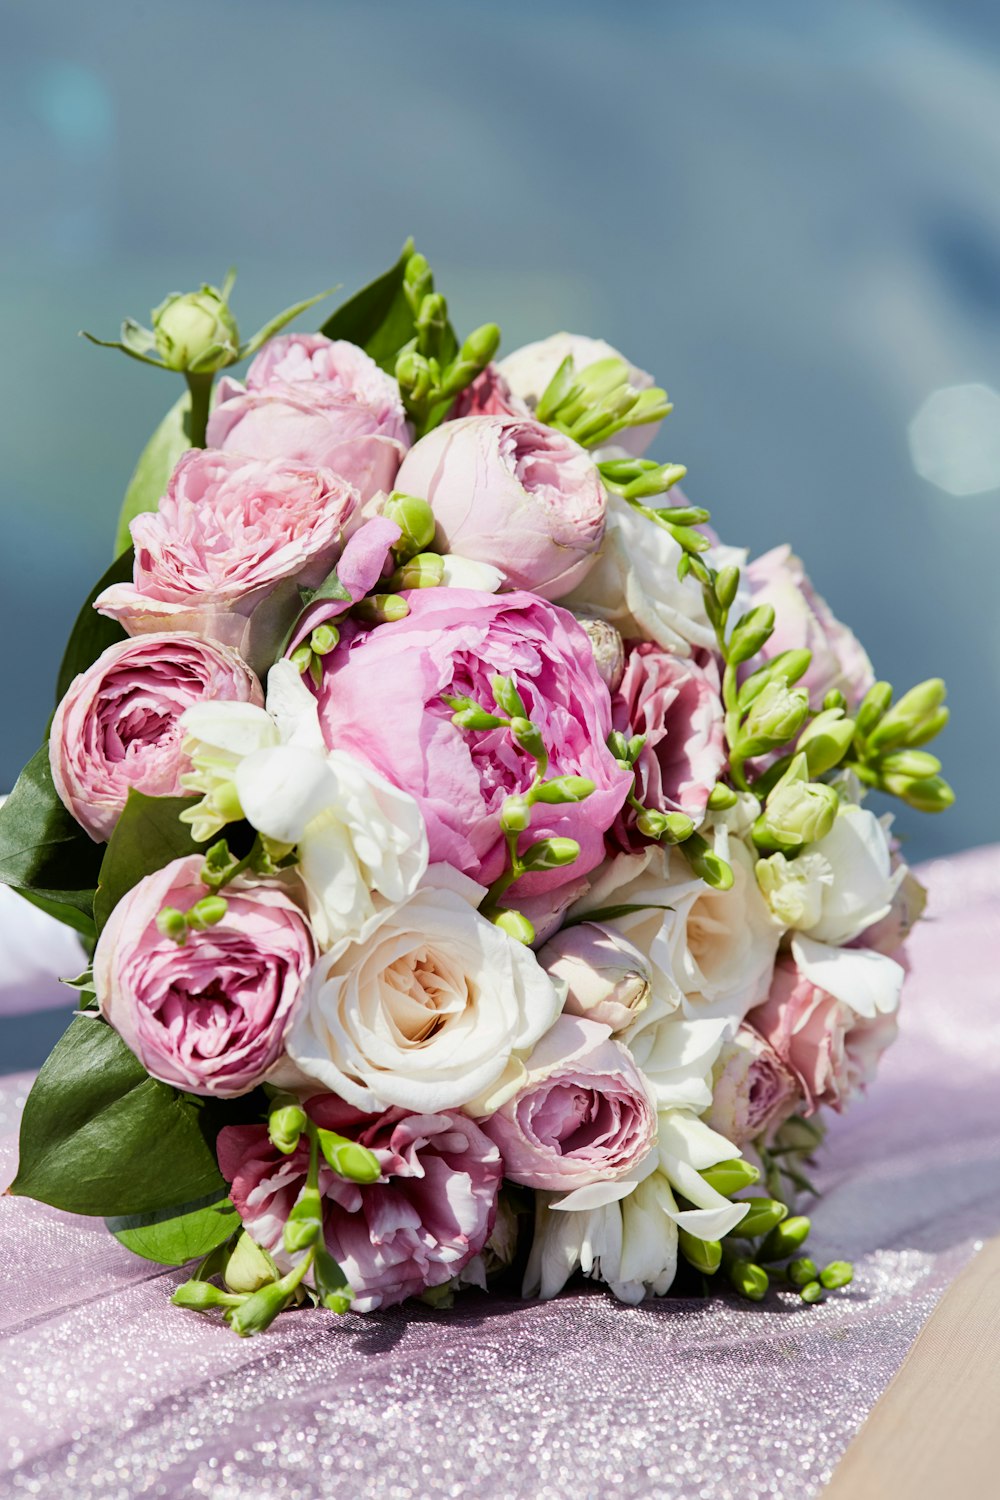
745 545 875 709
207 333 410 505
317 588 632 898
449 364 531 420
94 854 315 1096
95 449 358 661
746 955 898 1116
394 415 607 600
702 1024 800 1147
217 1095 502 1312
610 642 725 850
480 1014 657 1192
50 633 262 842
537 922 651 1033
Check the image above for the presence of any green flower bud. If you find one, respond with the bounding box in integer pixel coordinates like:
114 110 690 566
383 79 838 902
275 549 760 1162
156 907 188 944
855 680 893 739
510 717 548 767
734 1197 788 1238
520 837 581 871
678 1229 722 1275
353 593 409 625
799 1280 824 1305
451 705 506 732
714 564 741 611
737 649 813 712
759 1215 811 1263
416 291 449 350
867 678 946 753
152 286 239 372
877 749 942 779
459 322 501 369
699 1159 761 1196
728 1258 769 1302
314 1243 352 1313
491 675 527 718
317 1128 381 1184
797 710 856 777
636 808 671 839
493 909 536 945
283 1187 323 1253
891 773 955 813
823 689 848 713
391 552 445 591
310 623 340 656
738 680 810 757
228 1280 291 1337
187 895 228 931
754 775 839 854
500 795 533 833
268 1095 308 1155
819 1260 854 1290
384 494 437 559
290 644 315 676
223 1232 279 1294
533 776 596 804
707 782 739 811
682 833 734 891
403 253 434 312
172 1278 241 1312
727 605 776 666
787 1256 819 1288
395 349 436 403
898 705 949 748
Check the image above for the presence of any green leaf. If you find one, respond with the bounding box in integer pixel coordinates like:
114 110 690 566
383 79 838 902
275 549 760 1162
320 239 415 372
563 902 675 927
240 287 339 361
9 1015 227 1215
114 391 193 557
0 746 102 938
106 1192 240 1266
56 548 133 703
94 791 200 933
277 564 352 656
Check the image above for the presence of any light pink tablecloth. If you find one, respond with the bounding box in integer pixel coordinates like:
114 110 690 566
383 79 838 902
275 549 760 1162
0 846 998 1500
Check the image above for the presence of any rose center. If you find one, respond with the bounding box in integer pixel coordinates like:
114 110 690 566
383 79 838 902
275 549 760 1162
383 946 470 1045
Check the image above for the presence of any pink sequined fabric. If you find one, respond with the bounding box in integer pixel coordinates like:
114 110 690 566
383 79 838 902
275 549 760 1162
1 846 998 1499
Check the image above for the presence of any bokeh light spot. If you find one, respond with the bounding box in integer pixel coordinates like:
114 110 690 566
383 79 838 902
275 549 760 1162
909 383 1000 497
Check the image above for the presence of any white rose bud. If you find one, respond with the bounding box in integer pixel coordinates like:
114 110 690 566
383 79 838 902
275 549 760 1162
538 921 651 1032
574 617 626 693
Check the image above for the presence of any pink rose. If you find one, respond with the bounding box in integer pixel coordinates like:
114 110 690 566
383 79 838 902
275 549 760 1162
498 332 662 458
480 1014 657 1191
95 449 358 661
702 1024 800 1147
610 642 726 849
94 854 315 1096
317 588 632 898
746 955 898 1116
745 545 875 709
394 415 607 600
207 333 410 505
218 1095 501 1312
50 633 262 842
449 363 531 420
538 922 651 1033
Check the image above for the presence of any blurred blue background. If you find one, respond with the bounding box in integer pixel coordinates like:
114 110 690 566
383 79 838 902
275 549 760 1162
2 0 999 1063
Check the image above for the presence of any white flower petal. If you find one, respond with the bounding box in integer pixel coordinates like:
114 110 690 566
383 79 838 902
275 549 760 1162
790 935 905 1020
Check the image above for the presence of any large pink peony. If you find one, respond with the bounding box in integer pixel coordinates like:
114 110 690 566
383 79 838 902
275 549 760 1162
95 449 358 660
480 1014 657 1192
94 854 315 1096
393 415 607 600
317 588 632 898
746 955 898 1116
449 363 531 420
610 642 725 849
745 545 875 709
702 1024 800 1147
50 633 262 842
217 1095 502 1312
207 333 410 505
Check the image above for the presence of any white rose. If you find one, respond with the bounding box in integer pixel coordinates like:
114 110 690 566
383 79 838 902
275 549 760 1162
800 804 903 945
287 864 565 1115
568 845 686 1019
498 331 660 458
181 660 428 947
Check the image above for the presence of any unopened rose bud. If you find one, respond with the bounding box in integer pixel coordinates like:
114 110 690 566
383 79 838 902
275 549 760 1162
575 617 626 692
754 773 838 853
153 287 239 372
223 1232 279 1294
739 680 810 755
538 921 652 1032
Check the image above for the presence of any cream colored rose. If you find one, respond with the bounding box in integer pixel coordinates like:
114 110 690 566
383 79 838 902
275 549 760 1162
287 865 564 1114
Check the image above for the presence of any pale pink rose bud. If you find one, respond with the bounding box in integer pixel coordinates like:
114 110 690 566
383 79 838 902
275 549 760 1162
575 617 626 692
610 641 726 850
746 956 898 1116
207 333 410 505
393 415 607 601
95 449 358 661
449 363 531 420
218 1095 502 1311
702 1024 800 1148
94 854 315 1096
481 1014 657 1191
538 922 651 1033
50 633 262 842
745 545 875 709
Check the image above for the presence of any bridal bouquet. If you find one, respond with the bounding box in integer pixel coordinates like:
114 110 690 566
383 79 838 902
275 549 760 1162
0 244 952 1334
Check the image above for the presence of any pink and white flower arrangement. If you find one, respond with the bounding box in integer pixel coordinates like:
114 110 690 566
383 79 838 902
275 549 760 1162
3 247 953 1333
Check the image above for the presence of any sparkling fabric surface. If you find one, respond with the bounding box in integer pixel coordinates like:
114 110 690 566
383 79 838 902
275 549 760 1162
0 845 998 1500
